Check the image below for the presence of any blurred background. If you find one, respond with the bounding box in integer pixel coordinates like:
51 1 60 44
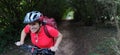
0 0 120 55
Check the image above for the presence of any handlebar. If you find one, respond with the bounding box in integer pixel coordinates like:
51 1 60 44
19 44 54 55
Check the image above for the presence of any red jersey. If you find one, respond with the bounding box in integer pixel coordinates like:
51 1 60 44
23 25 59 48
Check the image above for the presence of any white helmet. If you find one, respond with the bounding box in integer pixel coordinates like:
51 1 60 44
23 11 42 23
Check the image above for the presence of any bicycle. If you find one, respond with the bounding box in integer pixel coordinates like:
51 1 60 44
19 44 55 55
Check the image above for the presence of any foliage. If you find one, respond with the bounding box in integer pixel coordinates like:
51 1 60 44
0 0 120 54
93 38 116 55
62 7 75 20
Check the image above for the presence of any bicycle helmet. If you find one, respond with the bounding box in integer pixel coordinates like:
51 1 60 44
23 11 42 24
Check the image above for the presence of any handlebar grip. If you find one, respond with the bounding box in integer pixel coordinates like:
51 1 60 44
20 44 38 53
20 44 31 52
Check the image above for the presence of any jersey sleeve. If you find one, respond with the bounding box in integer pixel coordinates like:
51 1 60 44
23 25 30 34
47 25 59 38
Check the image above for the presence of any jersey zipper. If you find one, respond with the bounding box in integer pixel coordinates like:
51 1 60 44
35 34 38 44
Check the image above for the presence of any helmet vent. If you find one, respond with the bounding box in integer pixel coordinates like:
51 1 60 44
29 13 33 21
35 11 39 13
33 14 37 19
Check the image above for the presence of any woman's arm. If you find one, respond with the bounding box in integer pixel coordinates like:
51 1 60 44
20 29 27 45
15 29 27 46
50 32 63 51
54 32 63 48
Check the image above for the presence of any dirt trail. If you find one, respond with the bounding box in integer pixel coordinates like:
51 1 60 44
1 22 117 55
56 22 116 55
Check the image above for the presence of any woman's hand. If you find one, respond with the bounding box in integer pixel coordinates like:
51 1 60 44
50 46 58 52
15 41 24 46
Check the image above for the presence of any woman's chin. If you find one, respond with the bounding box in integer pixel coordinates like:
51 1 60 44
31 30 37 33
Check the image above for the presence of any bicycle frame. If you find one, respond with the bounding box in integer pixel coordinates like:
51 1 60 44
19 44 55 55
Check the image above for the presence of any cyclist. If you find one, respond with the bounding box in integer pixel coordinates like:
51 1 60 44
15 11 63 55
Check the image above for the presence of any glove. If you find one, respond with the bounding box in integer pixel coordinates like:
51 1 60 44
15 41 24 46
50 46 58 52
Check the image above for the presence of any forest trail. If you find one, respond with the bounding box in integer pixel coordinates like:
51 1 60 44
1 21 117 55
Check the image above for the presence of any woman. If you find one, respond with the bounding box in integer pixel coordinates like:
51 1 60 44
15 11 63 55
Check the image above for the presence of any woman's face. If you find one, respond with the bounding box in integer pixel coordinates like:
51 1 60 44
29 22 40 33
